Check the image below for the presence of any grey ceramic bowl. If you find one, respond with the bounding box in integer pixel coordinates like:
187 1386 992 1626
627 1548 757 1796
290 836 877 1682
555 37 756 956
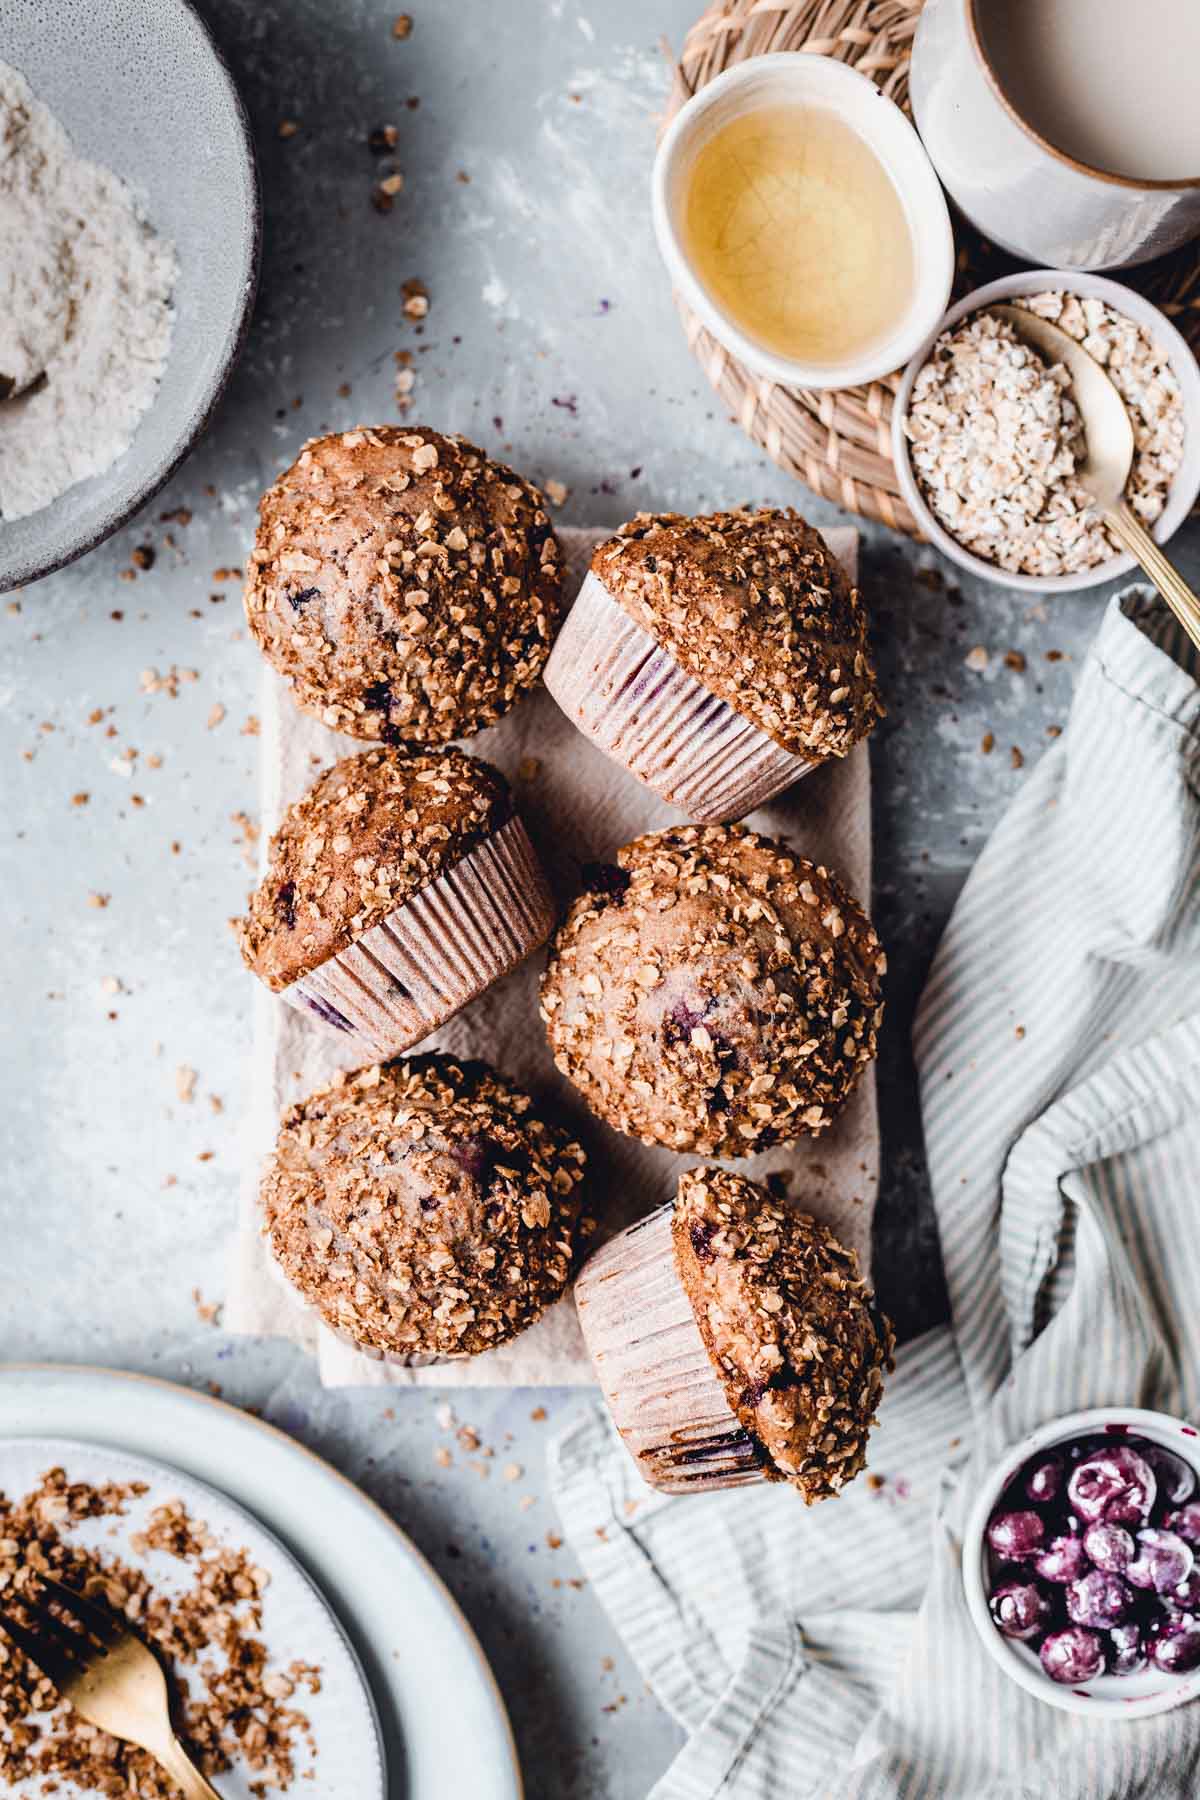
0 0 260 592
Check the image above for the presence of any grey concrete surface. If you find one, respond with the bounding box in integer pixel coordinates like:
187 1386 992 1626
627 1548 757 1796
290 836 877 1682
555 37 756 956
2 3 1199 1795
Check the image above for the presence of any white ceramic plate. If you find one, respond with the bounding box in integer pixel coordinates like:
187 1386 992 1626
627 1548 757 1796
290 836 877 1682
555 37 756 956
0 1367 521 1800
0 1437 384 1797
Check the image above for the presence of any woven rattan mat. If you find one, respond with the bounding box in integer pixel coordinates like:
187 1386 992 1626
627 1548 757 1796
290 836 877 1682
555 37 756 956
663 0 1200 536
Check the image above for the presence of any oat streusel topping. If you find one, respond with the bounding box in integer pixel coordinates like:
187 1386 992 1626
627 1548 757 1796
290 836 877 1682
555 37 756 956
262 1055 588 1359
591 509 883 761
244 427 563 743
672 1168 894 1500
540 824 885 1157
233 744 513 992
0 1467 319 1793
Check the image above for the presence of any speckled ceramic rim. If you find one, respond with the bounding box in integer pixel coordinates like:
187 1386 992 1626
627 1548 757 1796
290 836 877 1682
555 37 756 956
544 571 814 824
574 1204 766 1495
892 270 1200 595
280 816 555 1059
963 1405 1200 1718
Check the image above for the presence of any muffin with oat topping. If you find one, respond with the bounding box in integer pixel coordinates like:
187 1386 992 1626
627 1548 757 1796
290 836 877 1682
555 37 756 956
540 823 884 1157
263 1054 588 1361
543 508 882 823
233 744 554 1058
575 1168 893 1496
244 426 562 743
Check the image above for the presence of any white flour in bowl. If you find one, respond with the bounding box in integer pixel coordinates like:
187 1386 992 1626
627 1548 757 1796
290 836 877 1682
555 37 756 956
0 61 177 521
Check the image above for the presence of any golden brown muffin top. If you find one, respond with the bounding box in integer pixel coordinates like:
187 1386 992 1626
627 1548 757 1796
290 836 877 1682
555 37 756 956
539 824 885 1159
262 1055 588 1360
233 745 514 993
244 426 562 744
672 1168 894 1500
591 509 883 760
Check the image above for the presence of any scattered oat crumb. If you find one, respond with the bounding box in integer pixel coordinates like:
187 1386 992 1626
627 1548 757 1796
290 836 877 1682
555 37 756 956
456 1426 481 1453
176 1066 197 1104
1047 723 1063 738
71 791 89 806
231 811 259 865
241 715 260 737
434 1402 455 1432
502 1463 523 1482
192 1287 222 1325
980 732 995 755
1004 649 1027 673
206 703 226 730
88 892 110 909
277 119 300 139
1015 1025 1027 1039
530 1406 547 1423
100 975 121 996
964 646 989 673
131 545 155 571
546 1532 562 1550
866 1472 885 1492
1010 746 1025 770
544 478 569 507
393 12 413 37
434 1447 452 1469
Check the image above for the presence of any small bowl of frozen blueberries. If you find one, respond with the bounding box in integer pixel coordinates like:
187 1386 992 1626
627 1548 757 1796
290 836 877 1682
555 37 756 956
963 1408 1200 1718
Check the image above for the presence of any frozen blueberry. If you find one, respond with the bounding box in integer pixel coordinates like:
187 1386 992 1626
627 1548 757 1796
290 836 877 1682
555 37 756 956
1024 1452 1064 1506
1035 1533 1090 1584
1107 1621 1147 1677
987 1509 1046 1561
1149 1619 1200 1674
1083 1522 1134 1574
1126 1529 1194 1595
1066 1569 1135 1629
1145 1446 1197 1508
989 1578 1051 1641
1040 1626 1105 1685
1171 1569 1200 1613
1166 1502 1200 1544
1067 1447 1156 1527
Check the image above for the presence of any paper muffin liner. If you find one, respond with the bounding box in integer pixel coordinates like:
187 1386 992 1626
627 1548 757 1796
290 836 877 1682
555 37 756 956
574 1203 767 1493
543 571 814 824
280 814 554 1060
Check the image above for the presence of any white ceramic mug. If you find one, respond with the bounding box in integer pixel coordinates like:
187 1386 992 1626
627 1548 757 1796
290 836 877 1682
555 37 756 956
652 53 954 391
911 0 1200 270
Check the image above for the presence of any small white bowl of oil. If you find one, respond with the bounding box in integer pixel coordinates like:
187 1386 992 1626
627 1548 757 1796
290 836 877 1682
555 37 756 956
652 53 954 392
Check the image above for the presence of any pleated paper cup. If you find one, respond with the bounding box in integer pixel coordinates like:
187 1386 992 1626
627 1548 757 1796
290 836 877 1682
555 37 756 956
281 814 554 1060
543 571 813 824
574 1204 767 1493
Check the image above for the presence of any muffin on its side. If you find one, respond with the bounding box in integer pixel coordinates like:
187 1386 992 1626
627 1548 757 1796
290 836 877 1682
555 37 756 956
543 508 882 823
244 426 562 744
233 744 554 1058
540 823 884 1157
263 1055 589 1362
575 1169 893 1496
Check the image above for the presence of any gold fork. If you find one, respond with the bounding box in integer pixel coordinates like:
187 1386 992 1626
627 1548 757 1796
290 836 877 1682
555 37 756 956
0 1573 222 1798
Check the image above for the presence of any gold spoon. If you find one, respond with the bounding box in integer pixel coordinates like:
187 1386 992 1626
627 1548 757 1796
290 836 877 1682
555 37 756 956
990 303 1200 654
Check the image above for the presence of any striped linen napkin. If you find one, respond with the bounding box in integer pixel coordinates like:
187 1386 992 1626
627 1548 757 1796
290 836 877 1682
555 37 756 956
550 589 1200 1798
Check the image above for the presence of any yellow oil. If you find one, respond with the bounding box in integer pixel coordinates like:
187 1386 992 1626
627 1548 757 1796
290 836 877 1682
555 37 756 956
683 104 915 367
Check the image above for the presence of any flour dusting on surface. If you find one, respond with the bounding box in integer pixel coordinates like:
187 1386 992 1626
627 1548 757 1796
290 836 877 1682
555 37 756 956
0 61 176 520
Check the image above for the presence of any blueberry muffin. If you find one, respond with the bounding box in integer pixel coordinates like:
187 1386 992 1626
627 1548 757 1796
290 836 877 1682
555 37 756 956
244 426 562 743
233 744 554 1058
540 823 884 1156
543 508 882 822
263 1055 589 1360
575 1168 893 1496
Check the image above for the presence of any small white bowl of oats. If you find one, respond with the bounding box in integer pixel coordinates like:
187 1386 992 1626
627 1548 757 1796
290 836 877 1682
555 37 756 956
893 271 1200 592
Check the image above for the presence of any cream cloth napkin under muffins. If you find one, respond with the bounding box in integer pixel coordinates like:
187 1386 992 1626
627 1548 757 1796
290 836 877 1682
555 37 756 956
551 590 1200 1798
227 525 876 1388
